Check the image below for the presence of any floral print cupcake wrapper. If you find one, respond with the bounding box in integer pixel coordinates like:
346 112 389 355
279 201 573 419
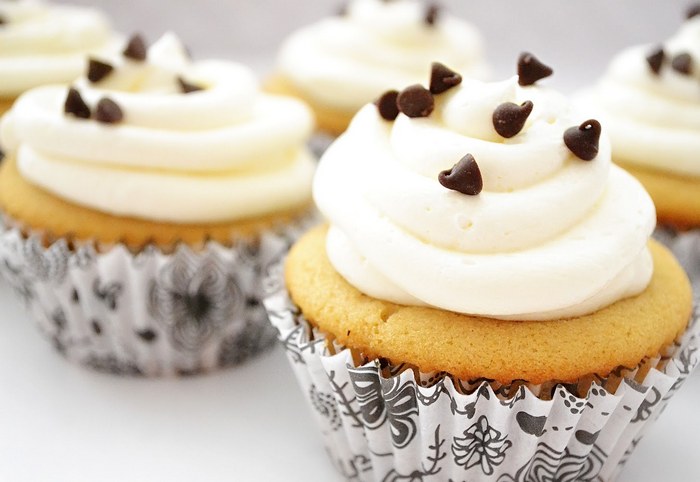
655 227 700 291
0 211 317 377
264 272 700 482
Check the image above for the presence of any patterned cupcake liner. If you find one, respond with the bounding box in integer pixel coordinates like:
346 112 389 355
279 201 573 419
654 227 700 291
264 268 700 482
0 211 318 377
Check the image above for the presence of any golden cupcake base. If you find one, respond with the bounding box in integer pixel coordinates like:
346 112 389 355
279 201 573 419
617 160 700 230
285 225 692 385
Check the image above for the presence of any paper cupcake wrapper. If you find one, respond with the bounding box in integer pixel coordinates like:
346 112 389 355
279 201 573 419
264 271 700 482
0 211 318 376
654 226 700 291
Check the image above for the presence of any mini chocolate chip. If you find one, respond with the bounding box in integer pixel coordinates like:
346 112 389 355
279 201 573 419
337 2 348 15
671 52 693 75
438 154 483 196
374 90 400 121
645 47 665 75
0 15 6 25
87 58 114 83
425 3 440 26
517 52 553 86
64 88 91 119
177 76 204 94
397 84 434 118
123 34 147 61
95 98 124 124
492 101 534 138
686 3 700 19
564 119 602 161
429 62 462 94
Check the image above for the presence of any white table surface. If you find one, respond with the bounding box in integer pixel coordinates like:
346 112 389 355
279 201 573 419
0 280 698 482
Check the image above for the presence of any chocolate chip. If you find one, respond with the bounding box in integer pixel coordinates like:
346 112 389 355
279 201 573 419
438 154 483 196
564 119 602 161
177 76 204 94
397 85 434 118
429 62 462 94
337 2 348 15
517 52 553 86
375 90 400 121
95 98 124 124
492 101 534 138
645 47 665 75
686 3 700 19
123 34 147 61
671 52 693 75
87 58 114 83
64 88 91 119
0 15 6 25
425 3 440 26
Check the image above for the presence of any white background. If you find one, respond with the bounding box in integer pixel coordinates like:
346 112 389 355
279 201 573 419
2 1 699 481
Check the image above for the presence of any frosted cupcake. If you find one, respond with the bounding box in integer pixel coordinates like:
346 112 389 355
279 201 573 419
0 0 118 117
0 33 317 376
579 6 700 287
264 57 699 481
267 0 488 137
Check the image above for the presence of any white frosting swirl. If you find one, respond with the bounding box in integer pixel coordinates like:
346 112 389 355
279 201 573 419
0 0 119 98
277 0 488 112
582 17 700 177
1 34 315 223
315 76 656 321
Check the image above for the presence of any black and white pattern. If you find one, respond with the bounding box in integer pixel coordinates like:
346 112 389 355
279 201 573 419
264 275 700 482
0 212 316 376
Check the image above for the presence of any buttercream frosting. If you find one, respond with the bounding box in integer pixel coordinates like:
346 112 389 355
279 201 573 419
581 16 700 177
314 74 656 321
277 0 488 113
0 0 119 98
1 33 315 223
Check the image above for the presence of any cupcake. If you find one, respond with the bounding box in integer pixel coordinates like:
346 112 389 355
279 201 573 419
264 57 699 481
0 0 119 117
579 6 700 288
267 0 489 138
0 33 317 376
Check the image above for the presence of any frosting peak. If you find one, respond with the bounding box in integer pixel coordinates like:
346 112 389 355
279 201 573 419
1 34 315 224
315 64 655 321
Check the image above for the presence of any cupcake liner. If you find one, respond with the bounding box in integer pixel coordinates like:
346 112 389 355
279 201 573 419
0 211 318 376
264 267 700 482
654 227 700 290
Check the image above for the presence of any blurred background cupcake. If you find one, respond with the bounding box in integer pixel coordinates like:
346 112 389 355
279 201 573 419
0 0 120 117
265 58 699 481
578 5 700 289
0 33 317 376
266 0 489 138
